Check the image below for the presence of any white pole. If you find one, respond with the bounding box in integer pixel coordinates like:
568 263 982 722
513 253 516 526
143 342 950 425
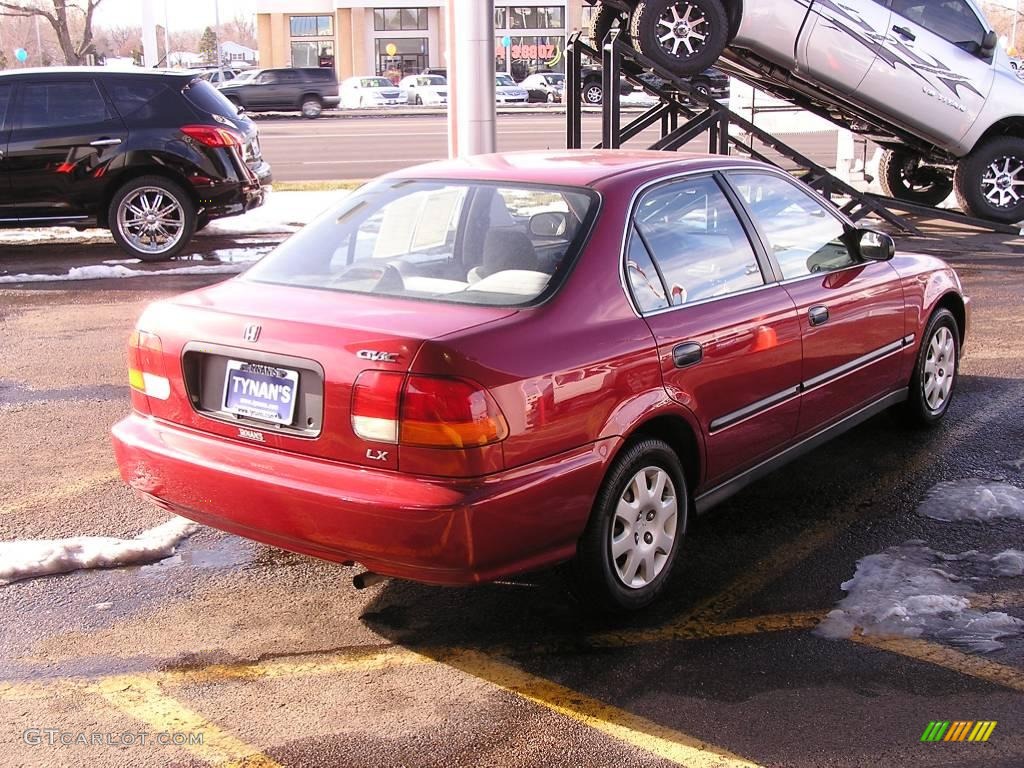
141 0 159 67
34 14 42 65
447 0 496 158
214 0 224 79
1013 0 1020 53
163 0 171 66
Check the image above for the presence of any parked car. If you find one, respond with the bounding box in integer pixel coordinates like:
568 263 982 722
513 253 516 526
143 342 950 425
340 76 404 108
399 74 448 105
218 67 339 118
112 150 968 611
637 66 730 104
195 68 240 85
0 67 271 261
586 0 1024 222
220 69 258 86
420 67 448 79
579 64 636 104
494 73 529 104
522 72 565 102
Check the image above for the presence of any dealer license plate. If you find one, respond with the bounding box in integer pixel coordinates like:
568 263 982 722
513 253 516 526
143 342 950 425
222 360 299 426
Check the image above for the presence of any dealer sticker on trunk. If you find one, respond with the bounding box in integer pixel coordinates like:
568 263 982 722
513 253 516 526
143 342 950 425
222 360 299 426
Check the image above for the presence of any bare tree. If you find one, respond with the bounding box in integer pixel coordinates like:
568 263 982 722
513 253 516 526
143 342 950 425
0 0 103 65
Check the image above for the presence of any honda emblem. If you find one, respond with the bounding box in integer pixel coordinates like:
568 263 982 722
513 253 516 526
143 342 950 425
243 323 261 343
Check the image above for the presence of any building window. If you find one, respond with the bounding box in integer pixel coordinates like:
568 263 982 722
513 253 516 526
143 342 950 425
290 15 333 37
509 35 564 79
508 6 564 30
494 7 507 28
292 40 334 68
376 37 429 80
374 8 428 31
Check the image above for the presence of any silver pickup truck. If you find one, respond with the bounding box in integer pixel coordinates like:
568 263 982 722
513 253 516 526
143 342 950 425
588 0 1024 223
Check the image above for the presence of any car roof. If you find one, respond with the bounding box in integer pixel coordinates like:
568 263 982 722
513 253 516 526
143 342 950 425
386 150 765 188
0 66 193 80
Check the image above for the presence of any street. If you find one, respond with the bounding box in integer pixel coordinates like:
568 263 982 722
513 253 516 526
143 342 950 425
1 207 1023 766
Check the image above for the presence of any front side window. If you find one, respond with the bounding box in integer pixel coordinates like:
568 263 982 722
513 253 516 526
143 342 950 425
631 176 764 307
246 180 597 307
730 172 857 280
17 81 113 130
890 0 985 51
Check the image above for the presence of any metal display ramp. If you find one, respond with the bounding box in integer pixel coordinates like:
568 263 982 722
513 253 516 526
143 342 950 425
564 31 1021 237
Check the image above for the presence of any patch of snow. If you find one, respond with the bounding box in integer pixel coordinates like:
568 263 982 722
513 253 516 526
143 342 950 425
210 246 275 264
200 190 349 237
918 480 1024 522
0 517 198 585
0 227 113 245
817 542 1024 652
0 262 248 283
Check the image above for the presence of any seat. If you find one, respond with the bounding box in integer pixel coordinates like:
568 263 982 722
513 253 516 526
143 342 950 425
468 229 540 283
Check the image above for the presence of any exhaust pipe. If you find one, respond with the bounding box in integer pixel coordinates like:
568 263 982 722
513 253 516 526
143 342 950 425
352 571 388 590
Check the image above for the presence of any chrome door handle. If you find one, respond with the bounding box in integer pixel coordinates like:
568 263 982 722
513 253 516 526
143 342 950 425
89 138 122 147
808 306 830 327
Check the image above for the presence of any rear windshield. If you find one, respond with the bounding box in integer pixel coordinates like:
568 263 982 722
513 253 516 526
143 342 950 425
183 79 239 119
245 180 598 307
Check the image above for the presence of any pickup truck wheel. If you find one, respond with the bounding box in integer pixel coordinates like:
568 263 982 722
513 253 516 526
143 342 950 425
109 176 196 262
567 438 687 612
630 0 729 76
591 3 631 48
901 308 959 427
300 97 323 118
878 149 953 207
955 136 1024 223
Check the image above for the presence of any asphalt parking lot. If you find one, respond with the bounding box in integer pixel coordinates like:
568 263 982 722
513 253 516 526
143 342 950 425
1 213 1023 767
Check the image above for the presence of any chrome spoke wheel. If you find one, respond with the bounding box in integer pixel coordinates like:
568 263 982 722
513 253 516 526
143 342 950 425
980 154 1024 209
116 186 186 256
656 3 709 58
611 466 678 589
923 326 956 412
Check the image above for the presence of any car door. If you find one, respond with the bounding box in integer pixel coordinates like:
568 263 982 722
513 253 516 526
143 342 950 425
5 77 128 223
626 174 804 486
725 171 907 438
799 0 892 94
0 82 15 223
855 0 995 145
248 70 285 108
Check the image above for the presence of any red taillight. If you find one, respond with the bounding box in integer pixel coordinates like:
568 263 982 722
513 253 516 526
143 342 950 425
181 124 243 148
128 330 170 402
351 373 508 449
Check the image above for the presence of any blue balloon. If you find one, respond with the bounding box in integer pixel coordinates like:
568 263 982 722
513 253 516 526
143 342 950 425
15 48 28 62
501 36 511 48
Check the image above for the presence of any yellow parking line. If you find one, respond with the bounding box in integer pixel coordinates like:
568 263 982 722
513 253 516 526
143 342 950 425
433 649 763 768
1 469 120 516
93 675 283 768
589 611 822 648
852 635 1024 692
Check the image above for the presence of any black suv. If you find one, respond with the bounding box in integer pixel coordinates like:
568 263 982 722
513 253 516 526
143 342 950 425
218 68 340 118
0 68 271 261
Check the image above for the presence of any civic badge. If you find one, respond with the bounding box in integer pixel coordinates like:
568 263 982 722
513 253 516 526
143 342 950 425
243 323 261 343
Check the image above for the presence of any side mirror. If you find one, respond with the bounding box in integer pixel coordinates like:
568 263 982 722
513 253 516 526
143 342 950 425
981 30 998 56
529 211 568 238
856 229 895 261
236 104 246 115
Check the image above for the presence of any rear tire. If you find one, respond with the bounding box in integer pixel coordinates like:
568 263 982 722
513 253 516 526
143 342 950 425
567 438 687 613
582 81 604 105
630 0 730 76
878 148 953 207
954 136 1024 223
108 176 196 262
901 308 960 427
300 96 323 118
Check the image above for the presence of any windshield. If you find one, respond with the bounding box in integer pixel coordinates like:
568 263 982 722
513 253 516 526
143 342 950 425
545 74 565 85
361 77 393 88
496 74 516 86
245 180 598 307
418 75 446 86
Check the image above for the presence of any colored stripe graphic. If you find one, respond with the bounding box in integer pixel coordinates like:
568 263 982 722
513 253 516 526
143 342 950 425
921 721 950 742
945 721 971 741
921 720 997 743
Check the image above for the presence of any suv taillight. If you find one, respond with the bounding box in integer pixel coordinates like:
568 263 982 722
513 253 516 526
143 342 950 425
352 372 508 449
181 124 243 148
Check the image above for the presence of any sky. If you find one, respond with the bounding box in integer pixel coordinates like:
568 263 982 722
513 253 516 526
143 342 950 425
93 0 256 31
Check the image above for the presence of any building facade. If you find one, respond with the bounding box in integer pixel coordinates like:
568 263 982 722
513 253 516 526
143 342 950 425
255 1 591 81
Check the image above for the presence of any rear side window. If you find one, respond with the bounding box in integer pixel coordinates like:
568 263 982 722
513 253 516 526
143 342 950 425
303 68 335 82
104 78 169 118
183 79 240 120
631 176 764 307
245 180 598 307
17 81 112 130
0 84 12 129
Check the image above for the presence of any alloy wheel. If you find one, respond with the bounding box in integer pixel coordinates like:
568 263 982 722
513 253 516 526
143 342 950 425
116 187 186 256
611 466 678 589
657 2 709 58
980 155 1024 208
923 326 956 412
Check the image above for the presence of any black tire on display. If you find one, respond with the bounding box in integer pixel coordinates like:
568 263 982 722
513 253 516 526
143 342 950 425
901 308 960 428
590 2 630 48
954 136 1024 223
878 148 953 207
567 438 687 612
108 176 196 262
630 0 730 76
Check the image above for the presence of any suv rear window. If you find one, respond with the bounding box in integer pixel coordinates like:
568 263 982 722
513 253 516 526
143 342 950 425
183 79 239 120
245 180 597 307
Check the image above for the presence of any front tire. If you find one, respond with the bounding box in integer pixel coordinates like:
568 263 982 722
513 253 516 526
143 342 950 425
582 81 604 105
300 97 323 118
568 438 687 612
878 148 953 207
955 136 1024 223
902 308 960 427
109 176 196 262
630 0 729 77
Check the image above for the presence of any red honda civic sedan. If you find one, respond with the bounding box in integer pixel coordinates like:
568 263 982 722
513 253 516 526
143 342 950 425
112 150 969 611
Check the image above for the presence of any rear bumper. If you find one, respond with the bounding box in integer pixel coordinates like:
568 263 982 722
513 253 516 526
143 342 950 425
111 414 610 585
